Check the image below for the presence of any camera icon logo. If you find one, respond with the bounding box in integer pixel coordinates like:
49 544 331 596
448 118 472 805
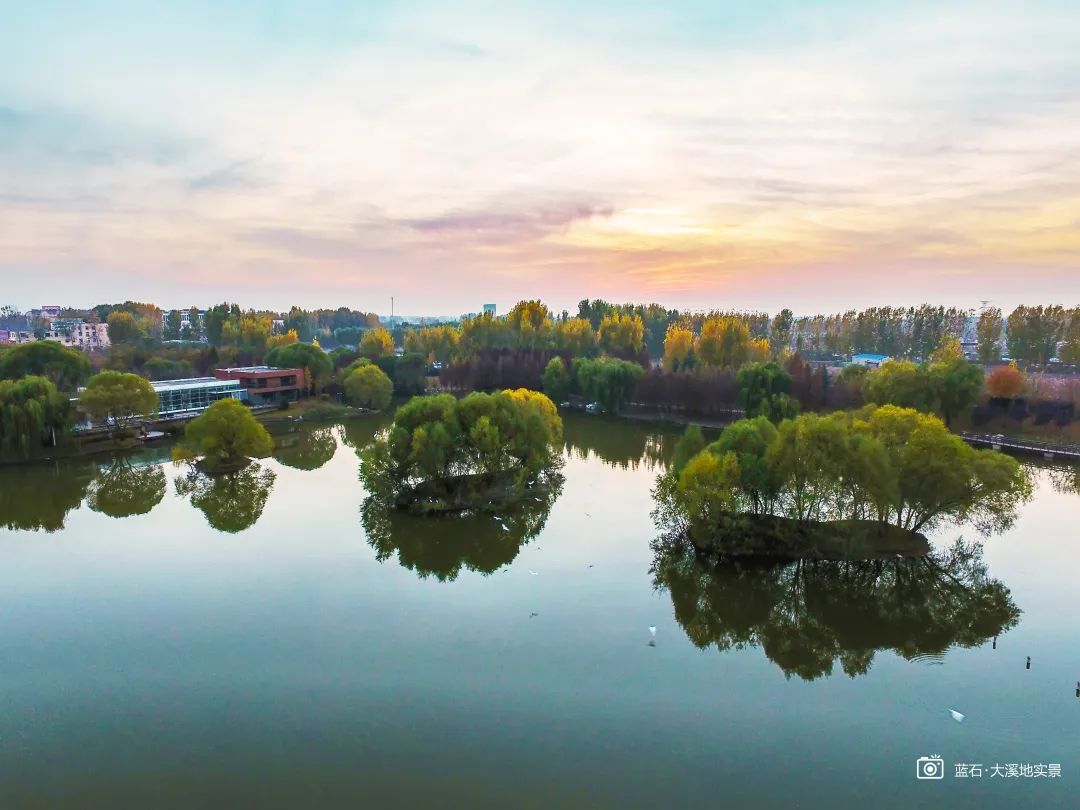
916 756 945 780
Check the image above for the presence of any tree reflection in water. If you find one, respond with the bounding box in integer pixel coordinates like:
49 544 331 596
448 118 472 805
561 412 674 471
175 463 276 533
361 474 564 581
1047 463 1079 496
651 534 1020 680
86 458 167 518
338 414 394 457
0 460 96 532
272 426 337 471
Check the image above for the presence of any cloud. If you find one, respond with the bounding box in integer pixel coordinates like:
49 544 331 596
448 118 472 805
403 202 614 245
187 160 264 192
0 1 1078 311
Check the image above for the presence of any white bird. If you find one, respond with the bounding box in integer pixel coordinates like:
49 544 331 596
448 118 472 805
648 626 657 638
529 570 539 576
949 709 965 723
500 522 510 532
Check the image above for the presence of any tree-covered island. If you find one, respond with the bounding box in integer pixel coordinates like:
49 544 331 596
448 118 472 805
359 389 563 513
655 404 1033 559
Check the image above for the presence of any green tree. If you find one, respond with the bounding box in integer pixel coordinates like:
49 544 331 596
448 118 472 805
204 302 240 346
0 376 69 457
706 416 780 514
345 363 394 410
976 308 1003 362
1006 305 1066 364
571 356 643 414
737 362 798 423
862 360 935 413
658 405 1032 538
359 389 563 511
770 308 794 353
79 371 159 437
675 449 743 540
926 343 983 427
106 311 145 344
284 306 315 343
672 424 705 472
0 340 91 391
174 398 274 471
541 357 569 402
264 342 334 395
359 327 395 360
163 310 184 341
1059 308 1080 364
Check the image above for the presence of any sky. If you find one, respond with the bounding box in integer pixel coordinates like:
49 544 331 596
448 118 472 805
1 0 1078 316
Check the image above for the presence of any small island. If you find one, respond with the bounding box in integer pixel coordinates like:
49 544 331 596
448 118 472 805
359 389 563 514
655 404 1033 559
171 397 274 473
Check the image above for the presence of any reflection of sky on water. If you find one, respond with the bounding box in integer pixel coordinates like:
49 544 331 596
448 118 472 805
0 420 1076 808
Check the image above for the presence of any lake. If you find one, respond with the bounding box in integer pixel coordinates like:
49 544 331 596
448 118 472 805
0 413 1077 808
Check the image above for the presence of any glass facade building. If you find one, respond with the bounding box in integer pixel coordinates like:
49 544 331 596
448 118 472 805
151 377 247 416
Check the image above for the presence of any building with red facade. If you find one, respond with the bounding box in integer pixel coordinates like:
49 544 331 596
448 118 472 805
214 366 304 406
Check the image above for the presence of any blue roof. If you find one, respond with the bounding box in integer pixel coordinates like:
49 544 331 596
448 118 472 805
853 353 890 361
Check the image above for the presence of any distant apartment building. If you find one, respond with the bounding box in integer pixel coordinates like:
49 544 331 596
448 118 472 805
68 322 110 351
34 319 110 351
214 366 303 406
1 330 34 344
483 303 497 316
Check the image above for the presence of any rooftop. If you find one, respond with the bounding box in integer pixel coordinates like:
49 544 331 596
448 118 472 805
218 366 288 373
150 377 243 392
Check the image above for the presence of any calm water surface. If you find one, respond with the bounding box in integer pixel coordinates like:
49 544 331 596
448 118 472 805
0 414 1077 808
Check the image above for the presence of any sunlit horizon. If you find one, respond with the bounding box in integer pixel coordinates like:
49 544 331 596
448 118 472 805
2 1 1078 313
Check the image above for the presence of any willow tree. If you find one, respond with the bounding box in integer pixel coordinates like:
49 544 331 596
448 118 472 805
79 370 159 437
344 362 393 410
658 405 1033 544
173 398 273 472
0 341 90 392
0 376 69 457
359 389 563 512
